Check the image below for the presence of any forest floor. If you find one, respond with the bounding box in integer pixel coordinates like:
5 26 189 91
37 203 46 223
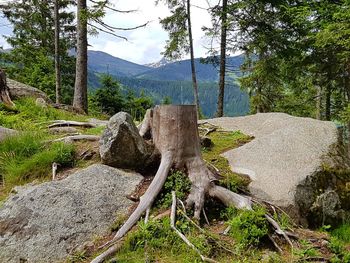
0 100 349 262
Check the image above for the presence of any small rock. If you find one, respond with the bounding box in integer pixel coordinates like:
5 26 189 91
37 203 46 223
0 126 17 142
35 97 47 108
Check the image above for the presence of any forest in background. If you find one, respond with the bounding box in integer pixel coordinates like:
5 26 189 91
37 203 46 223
0 0 349 123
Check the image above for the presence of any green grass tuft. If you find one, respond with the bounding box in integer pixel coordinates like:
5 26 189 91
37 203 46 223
0 132 75 201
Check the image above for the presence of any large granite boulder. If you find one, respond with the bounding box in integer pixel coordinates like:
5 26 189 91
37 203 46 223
204 113 350 226
7 78 51 103
100 112 155 171
0 164 143 263
0 126 17 142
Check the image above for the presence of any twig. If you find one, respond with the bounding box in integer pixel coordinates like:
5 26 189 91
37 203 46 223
52 162 58 181
202 208 210 225
145 207 150 224
49 135 100 143
268 234 283 253
48 120 97 128
170 192 219 263
222 225 231 235
265 214 293 248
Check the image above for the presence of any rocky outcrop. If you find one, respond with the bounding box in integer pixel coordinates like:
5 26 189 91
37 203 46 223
0 126 17 142
204 113 350 226
0 164 143 263
7 78 51 102
100 112 156 171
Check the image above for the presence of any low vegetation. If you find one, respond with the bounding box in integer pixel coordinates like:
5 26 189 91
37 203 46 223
0 98 104 202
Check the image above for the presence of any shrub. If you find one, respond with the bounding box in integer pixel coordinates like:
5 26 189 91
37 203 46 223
155 170 191 208
228 206 269 248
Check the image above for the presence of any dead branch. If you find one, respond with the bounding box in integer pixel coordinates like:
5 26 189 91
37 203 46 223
50 135 100 143
52 162 58 180
90 239 124 263
170 192 219 263
48 120 97 128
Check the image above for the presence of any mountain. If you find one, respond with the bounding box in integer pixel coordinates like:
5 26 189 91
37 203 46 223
85 50 249 118
87 50 151 77
136 55 245 82
144 57 172 68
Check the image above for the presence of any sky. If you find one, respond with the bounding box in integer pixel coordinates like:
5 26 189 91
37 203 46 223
0 0 219 65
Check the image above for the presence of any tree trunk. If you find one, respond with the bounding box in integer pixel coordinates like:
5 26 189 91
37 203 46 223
54 0 61 104
112 105 251 241
0 69 15 108
325 85 331 121
186 0 200 119
73 0 88 114
216 0 228 118
316 85 322 120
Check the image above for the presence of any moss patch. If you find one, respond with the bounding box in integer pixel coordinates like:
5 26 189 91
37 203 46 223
201 130 252 192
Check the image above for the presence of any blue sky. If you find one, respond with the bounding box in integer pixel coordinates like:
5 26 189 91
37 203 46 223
0 0 218 65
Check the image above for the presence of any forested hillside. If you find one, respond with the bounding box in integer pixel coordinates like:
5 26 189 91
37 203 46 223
87 52 249 117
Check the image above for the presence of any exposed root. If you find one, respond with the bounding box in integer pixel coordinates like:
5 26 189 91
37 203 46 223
268 234 283 253
170 192 219 263
112 151 173 241
265 214 294 248
90 239 124 263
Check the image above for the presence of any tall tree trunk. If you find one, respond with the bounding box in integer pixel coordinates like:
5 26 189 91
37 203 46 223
216 0 227 117
0 69 15 108
325 85 331 121
54 0 61 104
186 0 200 119
316 85 322 120
73 0 88 114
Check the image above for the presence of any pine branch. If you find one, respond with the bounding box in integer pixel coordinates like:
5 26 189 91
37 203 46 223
87 22 128 40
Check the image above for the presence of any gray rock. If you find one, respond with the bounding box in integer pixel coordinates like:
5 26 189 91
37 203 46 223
203 113 350 225
100 112 155 170
0 164 143 263
35 97 47 108
88 118 108 127
7 78 51 103
0 126 17 142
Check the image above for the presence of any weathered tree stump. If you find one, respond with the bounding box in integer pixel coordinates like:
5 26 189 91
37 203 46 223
0 69 15 108
112 105 252 240
92 105 288 263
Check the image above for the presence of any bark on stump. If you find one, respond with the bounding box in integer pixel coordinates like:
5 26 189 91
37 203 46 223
0 69 15 108
113 105 251 241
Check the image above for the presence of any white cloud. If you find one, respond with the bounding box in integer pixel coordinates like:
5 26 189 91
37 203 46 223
0 0 219 64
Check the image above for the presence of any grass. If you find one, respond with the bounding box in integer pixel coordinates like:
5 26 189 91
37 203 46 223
0 98 104 202
0 97 89 131
201 130 252 191
0 132 75 201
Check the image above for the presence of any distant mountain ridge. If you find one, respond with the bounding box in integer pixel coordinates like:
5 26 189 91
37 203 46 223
87 50 249 118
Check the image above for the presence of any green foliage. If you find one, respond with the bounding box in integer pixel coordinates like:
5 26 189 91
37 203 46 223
294 239 320 259
227 206 269 248
117 217 213 263
90 74 125 115
0 132 75 199
201 131 252 192
155 170 191 208
331 222 350 244
1 0 76 103
89 74 154 120
0 98 87 131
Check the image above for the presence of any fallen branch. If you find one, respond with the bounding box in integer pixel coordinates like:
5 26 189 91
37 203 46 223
48 120 97 128
50 135 100 143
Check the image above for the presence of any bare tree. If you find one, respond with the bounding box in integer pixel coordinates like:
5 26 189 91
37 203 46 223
54 0 62 104
73 0 88 113
216 0 228 117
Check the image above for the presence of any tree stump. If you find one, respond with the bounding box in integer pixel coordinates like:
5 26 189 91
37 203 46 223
113 105 252 240
0 69 15 108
